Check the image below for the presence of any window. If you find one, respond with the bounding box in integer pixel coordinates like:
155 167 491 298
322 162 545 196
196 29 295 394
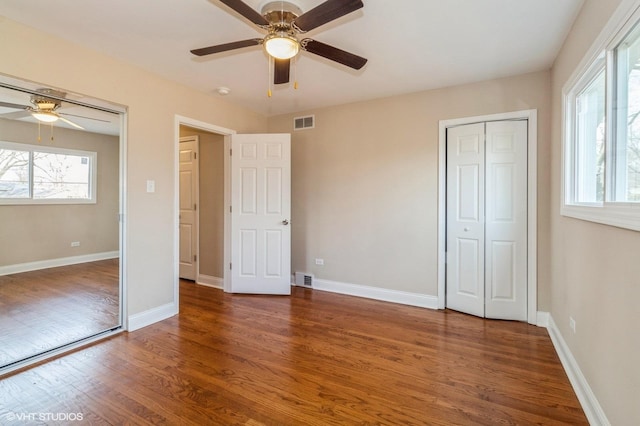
573 63 606 204
0 147 29 198
613 24 640 202
0 141 96 204
563 5 640 231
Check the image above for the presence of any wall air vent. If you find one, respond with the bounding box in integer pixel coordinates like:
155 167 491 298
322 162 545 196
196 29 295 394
295 272 314 288
293 115 314 131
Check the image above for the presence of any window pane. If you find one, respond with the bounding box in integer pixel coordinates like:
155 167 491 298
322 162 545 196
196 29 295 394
575 69 605 203
33 152 90 199
615 25 640 202
0 148 30 198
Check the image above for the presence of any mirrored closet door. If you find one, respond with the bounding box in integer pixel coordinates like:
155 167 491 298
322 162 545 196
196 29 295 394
0 75 124 372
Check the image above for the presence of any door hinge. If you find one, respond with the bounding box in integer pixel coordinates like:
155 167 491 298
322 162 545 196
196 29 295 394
194 203 197 211
230 263 232 270
230 149 232 156
194 152 197 160
230 205 232 213
194 255 197 262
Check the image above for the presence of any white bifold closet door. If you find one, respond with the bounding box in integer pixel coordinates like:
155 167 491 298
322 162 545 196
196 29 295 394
446 120 527 321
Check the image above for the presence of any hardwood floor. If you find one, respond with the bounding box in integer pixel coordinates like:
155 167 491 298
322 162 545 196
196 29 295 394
0 280 587 425
0 259 119 368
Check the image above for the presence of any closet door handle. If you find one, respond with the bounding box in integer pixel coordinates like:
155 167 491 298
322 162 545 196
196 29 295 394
282 219 289 226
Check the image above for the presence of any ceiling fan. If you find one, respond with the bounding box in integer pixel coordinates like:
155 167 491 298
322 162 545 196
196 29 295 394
0 88 100 130
191 0 367 85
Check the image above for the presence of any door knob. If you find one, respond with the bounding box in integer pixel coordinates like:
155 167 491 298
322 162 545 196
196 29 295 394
282 219 289 225
464 227 470 232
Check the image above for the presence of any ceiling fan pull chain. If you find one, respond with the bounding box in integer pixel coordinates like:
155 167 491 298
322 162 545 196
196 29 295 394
294 56 298 90
50 123 54 143
268 56 273 97
37 121 41 143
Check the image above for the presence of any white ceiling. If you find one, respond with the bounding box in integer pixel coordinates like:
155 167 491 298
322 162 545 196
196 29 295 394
0 0 584 118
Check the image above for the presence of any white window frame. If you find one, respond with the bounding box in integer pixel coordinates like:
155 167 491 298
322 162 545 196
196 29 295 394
562 0 640 232
0 140 97 205
564 55 606 208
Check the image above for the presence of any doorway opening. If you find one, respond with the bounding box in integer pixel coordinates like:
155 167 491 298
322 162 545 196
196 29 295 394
437 110 538 324
174 117 292 299
174 116 234 300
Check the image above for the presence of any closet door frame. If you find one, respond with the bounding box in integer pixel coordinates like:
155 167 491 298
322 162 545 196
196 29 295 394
437 109 538 325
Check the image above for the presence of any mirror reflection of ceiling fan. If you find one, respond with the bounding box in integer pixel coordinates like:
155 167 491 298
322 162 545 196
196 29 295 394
0 88 109 130
191 0 367 86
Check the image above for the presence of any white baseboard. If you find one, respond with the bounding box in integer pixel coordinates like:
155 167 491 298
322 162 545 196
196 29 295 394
127 302 177 332
311 278 439 310
536 311 550 327
0 251 119 276
197 274 223 289
544 313 610 426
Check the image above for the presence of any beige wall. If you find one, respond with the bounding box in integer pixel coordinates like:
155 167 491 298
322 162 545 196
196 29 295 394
0 118 119 265
269 70 551 298
180 127 225 279
550 0 640 423
0 17 267 316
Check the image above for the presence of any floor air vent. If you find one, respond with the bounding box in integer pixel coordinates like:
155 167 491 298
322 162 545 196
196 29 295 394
295 272 314 288
294 115 314 130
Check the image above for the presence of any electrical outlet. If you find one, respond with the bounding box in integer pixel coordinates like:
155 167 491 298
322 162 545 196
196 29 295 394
71 241 80 247
569 317 576 334
315 258 324 266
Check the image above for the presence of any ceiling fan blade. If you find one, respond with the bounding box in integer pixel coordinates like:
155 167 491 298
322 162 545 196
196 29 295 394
0 101 29 110
60 112 112 123
0 110 31 120
293 0 363 33
301 39 367 70
274 58 291 85
58 116 85 130
191 38 262 56
219 0 269 27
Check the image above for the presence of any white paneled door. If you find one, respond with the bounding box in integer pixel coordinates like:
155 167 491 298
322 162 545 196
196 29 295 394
230 134 291 294
446 123 486 317
446 120 528 320
179 136 199 280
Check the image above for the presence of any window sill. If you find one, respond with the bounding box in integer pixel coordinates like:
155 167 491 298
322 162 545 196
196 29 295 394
0 199 97 206
561 203 640 232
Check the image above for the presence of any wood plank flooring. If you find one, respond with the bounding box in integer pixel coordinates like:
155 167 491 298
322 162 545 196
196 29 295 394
0 259 119 367
0 280 587 425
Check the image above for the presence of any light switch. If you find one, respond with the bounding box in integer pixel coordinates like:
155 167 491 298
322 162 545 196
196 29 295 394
146 180 155 193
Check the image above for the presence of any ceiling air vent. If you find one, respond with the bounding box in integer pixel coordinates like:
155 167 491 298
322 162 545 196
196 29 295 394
294 115 314 131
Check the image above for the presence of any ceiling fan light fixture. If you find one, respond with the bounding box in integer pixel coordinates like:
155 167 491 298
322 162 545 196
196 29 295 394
264 33 299 59
31 111 59 123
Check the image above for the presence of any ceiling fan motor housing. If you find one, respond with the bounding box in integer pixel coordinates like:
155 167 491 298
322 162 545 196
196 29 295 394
31 88 65 111
261 1 302 25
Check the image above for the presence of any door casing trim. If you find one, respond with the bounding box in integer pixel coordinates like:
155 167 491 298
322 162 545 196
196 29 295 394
437 109 538 324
